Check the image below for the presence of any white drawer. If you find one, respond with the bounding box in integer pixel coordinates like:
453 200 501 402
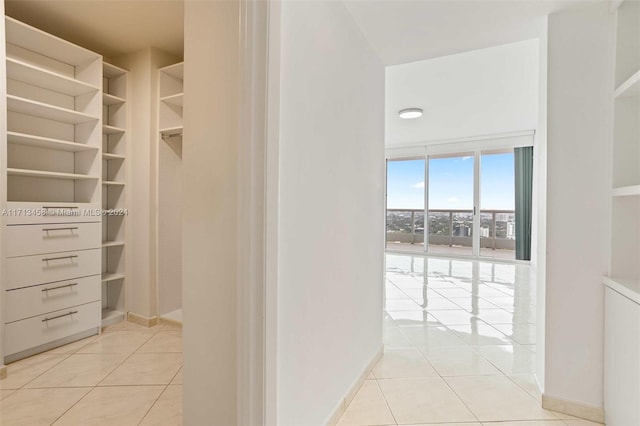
4 202 102 225
6 222 101 258
4 300 101 356
5 249 101 291
5 275 101 323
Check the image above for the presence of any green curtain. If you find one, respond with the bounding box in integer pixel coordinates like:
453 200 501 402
514 147 533 261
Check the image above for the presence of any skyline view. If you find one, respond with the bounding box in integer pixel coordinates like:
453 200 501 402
387 153 515 210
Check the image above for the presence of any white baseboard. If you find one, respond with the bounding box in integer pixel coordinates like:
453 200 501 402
127 312 159 328
542 394 604 424
325 345 384 425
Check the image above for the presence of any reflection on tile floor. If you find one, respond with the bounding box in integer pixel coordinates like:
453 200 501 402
337 254 601 426
0 321 182 426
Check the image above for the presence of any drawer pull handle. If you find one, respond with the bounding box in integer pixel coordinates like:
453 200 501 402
41 255 78 262
42 283 78 292
43 227 79 232
42 311 78 322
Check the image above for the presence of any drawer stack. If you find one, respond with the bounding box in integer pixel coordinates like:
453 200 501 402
4 221 102 360
2 17 105 362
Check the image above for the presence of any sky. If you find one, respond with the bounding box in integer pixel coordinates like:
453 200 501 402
387 153 515 210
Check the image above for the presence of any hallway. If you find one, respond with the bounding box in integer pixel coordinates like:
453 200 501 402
337 254 598 426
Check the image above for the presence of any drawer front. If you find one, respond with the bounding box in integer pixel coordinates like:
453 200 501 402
4 202 102 225
4 300 101 356
6 222 101 257
5 275 101 323
5 249 101 291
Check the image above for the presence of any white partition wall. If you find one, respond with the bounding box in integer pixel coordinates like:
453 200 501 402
182 2 240 424
274 2 385 424
544 2 614 420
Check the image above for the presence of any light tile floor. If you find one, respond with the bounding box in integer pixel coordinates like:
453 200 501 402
337 254 603 426
0 321 183 426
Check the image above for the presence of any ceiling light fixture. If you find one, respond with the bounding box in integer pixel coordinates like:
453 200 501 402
398 108 423 119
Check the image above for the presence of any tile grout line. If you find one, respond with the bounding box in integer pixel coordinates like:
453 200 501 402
12 352 73 391
413 334 482 425
373 378 399 425
49 327 162 425
93 330 160 387
136 383 171 426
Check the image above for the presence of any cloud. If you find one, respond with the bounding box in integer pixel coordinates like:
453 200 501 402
412 181 425 189
447 197 459 203
462 156 472 161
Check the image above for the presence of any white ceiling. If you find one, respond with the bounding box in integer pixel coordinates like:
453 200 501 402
5 0 184 59
344 0 598 65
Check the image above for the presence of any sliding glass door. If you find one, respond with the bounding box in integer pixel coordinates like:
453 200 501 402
427 153 475 257
385 158 425 253
386 144 531 260
480 150 516 259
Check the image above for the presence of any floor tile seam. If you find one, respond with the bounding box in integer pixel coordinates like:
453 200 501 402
94 343 146 387
410 334 482 424
467 349 515 377
15 352 73 391
501 374 564 421
442 373 557 423
373 378 399 425
49 384 94 426
167 366 183 386
136 383 170 426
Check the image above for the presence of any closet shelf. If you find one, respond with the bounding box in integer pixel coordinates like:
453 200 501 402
615 69 640 98
613 185 640 197
101 273 125 283
604 277 640 304
5 16 100 67
102 240 125 248
103 125 126 135
160 126 183 137
7 58 99 96
7 131 99 152
160 62 184 80
7 95 99 124
103 62 128 79
103 93 126 106
102 181 126 186
160 93 183 107
102 153 125 161
7 168 99 181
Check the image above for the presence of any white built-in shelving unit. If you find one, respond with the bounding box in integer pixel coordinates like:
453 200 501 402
157 62 184 323
159 62 184 140
101 62 128 327
604 1 640 424
608 0 640 289
2 16 103 362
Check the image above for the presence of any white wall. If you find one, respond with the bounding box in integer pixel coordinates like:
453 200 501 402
275 1 385 424
545 1 614 411
386 39 539 146
533 17 548 393
182 1 239 424
112 48 178 320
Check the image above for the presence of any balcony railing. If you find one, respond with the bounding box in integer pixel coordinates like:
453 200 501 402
386 208 516 251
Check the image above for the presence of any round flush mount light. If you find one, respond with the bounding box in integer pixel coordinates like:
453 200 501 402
398 108 423 119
